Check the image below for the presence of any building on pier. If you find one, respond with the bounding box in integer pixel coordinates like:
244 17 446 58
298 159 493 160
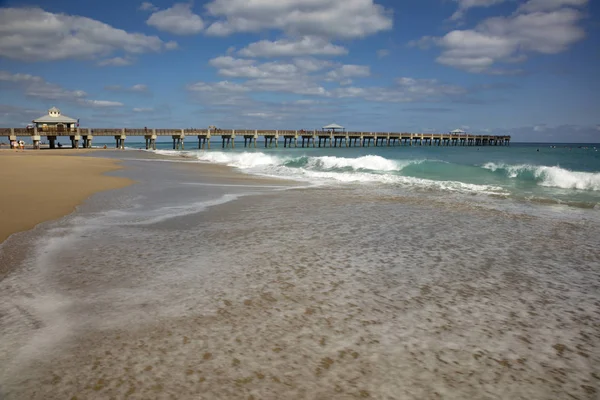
32 107 78 132
322 123 345 133
450 129 466 135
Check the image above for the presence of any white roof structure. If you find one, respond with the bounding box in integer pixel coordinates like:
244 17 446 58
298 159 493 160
33 107 78 124
322 123 344 130
450 129 466 134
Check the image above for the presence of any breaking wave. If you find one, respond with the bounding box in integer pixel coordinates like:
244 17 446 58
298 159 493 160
153 150 505 195
482 163 600 191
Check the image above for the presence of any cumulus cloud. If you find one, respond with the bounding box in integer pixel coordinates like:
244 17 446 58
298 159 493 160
146 3 204 35
97 56 135 66
377 49 390 58
0 70 124 108
292 58 335 72
450 0 506 21
189 54 480 104
105 84 149 92
0 7 175 62
518 0 588 12
206 56 330 95
133 107 155 112
78 100 124 107
139 2 158 11
396 77 467 96
332 77 467 102
204 0 393 39
326 65 371 82
416 0 588 73
238 36 348 58
187 80 251 93
0 70 87 100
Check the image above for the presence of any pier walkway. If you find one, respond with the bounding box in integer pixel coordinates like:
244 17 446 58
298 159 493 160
0 128 511 150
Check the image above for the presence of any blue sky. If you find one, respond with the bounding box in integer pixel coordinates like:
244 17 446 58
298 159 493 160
0 0 598 142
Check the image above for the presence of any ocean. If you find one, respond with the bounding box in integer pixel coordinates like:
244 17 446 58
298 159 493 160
148 141 600 209
0 142 599 399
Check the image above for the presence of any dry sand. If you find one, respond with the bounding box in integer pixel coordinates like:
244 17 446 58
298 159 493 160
0 150 132 244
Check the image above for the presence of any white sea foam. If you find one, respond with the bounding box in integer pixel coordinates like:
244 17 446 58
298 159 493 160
483 162 600 191
195 151 285 169
152 150 505 195
305 155 409 171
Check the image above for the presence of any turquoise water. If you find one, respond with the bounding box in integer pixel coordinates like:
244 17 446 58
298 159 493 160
135 141 600 209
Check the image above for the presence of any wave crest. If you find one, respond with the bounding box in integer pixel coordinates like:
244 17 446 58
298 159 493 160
482 163 600 191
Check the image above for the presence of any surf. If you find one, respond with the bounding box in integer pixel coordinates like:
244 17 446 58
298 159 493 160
482 163 600 191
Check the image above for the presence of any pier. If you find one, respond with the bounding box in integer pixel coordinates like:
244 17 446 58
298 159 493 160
0 127 511 150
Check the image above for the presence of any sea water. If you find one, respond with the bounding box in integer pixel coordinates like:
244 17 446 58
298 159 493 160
149 141 600 209
0 143 598 399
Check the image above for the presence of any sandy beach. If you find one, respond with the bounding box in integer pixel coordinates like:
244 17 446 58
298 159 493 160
0 150 132 245
0 150 598 400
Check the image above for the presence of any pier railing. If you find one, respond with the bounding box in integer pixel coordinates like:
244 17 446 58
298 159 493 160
1 127 511 150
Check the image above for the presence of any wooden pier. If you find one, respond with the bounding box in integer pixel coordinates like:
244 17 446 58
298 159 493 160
0 127 510 150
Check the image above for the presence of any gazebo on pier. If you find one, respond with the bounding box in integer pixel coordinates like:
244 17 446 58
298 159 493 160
32 107 78 132
322 123 345 133
450 129 466 135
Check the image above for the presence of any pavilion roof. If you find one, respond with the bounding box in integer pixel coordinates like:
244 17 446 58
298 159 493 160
33 114 78 123
323 123 344 129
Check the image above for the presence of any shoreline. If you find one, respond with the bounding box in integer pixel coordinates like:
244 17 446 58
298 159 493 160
0 148 598 399
0 150 133 245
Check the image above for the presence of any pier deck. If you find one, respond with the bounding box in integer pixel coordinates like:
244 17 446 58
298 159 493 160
0 128 511 150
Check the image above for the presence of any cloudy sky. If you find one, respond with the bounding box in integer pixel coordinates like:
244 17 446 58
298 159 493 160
0 0 598 142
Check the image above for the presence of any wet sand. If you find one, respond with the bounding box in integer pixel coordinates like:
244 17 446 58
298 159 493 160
0 150 132 245
0 151 598 400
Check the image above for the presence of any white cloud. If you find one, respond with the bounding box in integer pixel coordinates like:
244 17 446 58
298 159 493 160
238 36 348 58
396 77 467 96
206 56 330 95
187 81 250 93
0 70 125 108
139 2 158 11
133 107 155 112
105 84 149 92
78 100 124 107
0 70 87 100
450 0 506 21
292 58 334 72
191 52 479 105
418 2 588 73
0 7 175 62
204 0 393 39
243 111 285 120
326 65 371 82
132 84 148 92
518 0 588 13
330 77 468 103
377 49 390 58
98 56 135 66
146 3 204 35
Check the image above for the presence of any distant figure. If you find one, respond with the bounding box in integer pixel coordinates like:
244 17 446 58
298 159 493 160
536 149 539 152
103 145 107 149
57 142 63 148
